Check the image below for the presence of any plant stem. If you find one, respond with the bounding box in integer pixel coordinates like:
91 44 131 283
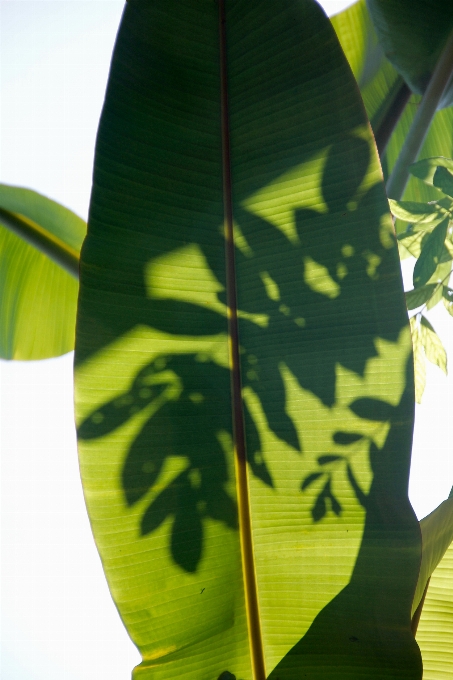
373 80 411 156
0 206 79 279
386 28 453 200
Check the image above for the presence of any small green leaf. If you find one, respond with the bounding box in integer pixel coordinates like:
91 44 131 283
410 157 453 186
405 284 437 310
410 317 426 404
388 199 441 224
420 316 447 374
412 497 453 616
433 165 453 198
413 218 449 288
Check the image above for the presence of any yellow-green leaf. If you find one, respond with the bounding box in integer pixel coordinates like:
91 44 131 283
420 317 447 374
410 317 426 403
0 184 85 359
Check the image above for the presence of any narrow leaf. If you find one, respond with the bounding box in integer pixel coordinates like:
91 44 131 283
410 317 426 404
420 316 447 374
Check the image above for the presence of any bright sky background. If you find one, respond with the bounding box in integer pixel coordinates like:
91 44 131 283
0 1 452 679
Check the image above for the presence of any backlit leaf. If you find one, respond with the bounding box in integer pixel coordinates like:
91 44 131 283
410 317 426 404
413 218 449 288
420 316 447 374
405 284 438 310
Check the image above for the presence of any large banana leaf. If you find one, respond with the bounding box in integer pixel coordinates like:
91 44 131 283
0 184 85 359
75 2 421 679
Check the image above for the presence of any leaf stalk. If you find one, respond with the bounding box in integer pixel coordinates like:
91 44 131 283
386 29 453 200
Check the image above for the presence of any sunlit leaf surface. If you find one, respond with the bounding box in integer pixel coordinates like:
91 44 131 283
75 2 420 679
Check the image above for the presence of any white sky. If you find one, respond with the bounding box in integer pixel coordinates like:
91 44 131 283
0 2 452 680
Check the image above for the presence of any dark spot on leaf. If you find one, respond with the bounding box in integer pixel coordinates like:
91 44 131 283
318 454 343 465
349 397 395 421
333 431 364 445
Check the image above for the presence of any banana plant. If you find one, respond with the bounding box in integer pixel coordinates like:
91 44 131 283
2 1 453 679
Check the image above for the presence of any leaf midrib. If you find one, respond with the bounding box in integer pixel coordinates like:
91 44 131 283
218 2 266 678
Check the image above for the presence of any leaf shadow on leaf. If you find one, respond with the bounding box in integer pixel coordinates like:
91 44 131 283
268 359 422 680
78 135 414 574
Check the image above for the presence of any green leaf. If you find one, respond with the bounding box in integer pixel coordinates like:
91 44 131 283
388 199 443 224
413 218 449 288
405 284 438 310
412 497 453 616
410 156 453 186
420 316 447 374
398 230 426 259
433 165 453 198
410 317 426 403
425 282 444 311
366 0 453 108
75 2 420 679
416 540 453 678
0 184 85 359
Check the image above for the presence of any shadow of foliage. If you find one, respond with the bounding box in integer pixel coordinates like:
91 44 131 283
78 134 409 572
268 359 421 680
